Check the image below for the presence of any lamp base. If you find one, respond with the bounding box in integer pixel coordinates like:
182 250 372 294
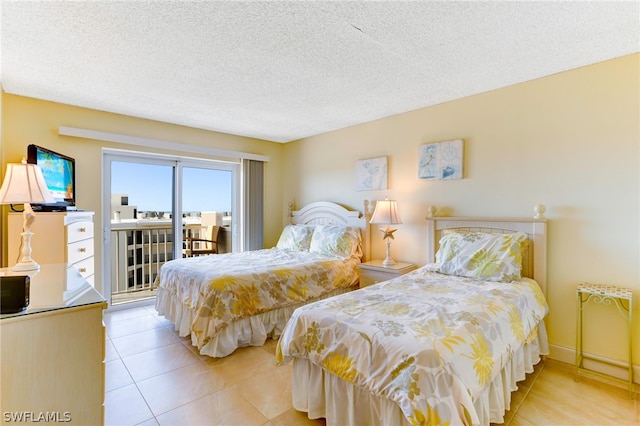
12 260 40 272
382 236 396 267
382 258 396 267
13 230 40 272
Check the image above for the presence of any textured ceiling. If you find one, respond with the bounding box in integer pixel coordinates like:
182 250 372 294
1 1 638 143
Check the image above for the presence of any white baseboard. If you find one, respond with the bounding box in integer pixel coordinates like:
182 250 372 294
549 343 639 384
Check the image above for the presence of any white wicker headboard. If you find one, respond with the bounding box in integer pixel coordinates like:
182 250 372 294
426 216 548 294
289 201 371 261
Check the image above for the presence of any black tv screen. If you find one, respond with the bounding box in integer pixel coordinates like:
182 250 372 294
27 144 76 211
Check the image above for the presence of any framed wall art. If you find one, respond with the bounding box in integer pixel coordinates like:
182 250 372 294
418 139 464 180
355 156 388 191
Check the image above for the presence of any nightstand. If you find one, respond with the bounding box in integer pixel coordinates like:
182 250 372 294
575 282 633 398
358 260 417 288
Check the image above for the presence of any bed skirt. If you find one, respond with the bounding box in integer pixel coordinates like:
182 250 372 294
155 284 358 358
290 320 549 426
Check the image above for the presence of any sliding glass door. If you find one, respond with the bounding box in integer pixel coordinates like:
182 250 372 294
102 151 238 308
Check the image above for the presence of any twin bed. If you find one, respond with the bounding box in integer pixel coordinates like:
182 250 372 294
276 215 549 426
155 201 549 425
154 201 369 357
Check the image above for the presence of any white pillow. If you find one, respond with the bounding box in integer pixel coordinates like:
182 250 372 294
276 224 315 251
309 225 362 260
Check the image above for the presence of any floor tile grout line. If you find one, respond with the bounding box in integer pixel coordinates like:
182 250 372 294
505 360 545 425
109 328 183 359
104 309 155 325
109 308 639 425
105 307 292 425
107 310 178 426
226 368 289 422
105 324 155 425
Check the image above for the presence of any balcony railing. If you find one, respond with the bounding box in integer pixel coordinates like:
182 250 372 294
110 219 206 304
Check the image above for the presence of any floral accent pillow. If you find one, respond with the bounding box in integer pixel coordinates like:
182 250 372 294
436 231 528 282
309 225 363 260
276 225 315 251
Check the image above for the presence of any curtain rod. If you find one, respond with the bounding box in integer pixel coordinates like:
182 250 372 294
58 126 269 162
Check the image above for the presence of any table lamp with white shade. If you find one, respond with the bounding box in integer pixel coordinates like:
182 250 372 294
0 159 55 271
369 197 402 267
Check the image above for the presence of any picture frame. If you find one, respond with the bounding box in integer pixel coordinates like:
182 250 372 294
418 139 464 180
355 156 388 191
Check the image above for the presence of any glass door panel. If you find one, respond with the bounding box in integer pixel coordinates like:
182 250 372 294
181 166 233 256
110 161 174 306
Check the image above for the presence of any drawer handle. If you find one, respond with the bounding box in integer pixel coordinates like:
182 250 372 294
79 227 87 232
79 248 86 253
79 268 87 273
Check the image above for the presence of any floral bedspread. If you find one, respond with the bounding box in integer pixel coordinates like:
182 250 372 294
154 248 359 349
276 266 549 426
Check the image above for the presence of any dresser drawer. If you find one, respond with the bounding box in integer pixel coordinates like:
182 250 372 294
360 269 397 287
67 239 94 264
67 220 93 244
8 212 96 289
71 256 95 280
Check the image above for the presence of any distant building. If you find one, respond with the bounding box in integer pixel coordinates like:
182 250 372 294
111 193 137 221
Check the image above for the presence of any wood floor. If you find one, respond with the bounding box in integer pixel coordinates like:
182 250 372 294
104 304 639 425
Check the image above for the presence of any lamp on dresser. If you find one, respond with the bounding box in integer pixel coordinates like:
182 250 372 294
0 159 55 271
370 197 402 267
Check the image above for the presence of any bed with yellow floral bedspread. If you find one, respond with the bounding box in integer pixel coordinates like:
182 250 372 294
155 247 360 357
277 266 549 426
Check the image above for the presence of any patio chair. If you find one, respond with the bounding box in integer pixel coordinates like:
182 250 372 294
183 223 220 257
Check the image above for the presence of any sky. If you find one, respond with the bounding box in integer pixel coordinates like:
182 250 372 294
111 162 232 213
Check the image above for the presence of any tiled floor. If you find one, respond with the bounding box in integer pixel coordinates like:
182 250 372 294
105 304 639 426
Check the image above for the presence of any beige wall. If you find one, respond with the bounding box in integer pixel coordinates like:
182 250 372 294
1 54 638 369
283 54 640 366
1 94 286 292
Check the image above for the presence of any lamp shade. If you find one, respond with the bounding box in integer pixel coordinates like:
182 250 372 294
370 198 402 225
0 161 55 204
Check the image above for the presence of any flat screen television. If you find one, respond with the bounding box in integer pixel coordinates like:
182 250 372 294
27 144 76 211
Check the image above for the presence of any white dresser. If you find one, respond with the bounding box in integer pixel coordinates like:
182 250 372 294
0 264 107 425
7 211 95 285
